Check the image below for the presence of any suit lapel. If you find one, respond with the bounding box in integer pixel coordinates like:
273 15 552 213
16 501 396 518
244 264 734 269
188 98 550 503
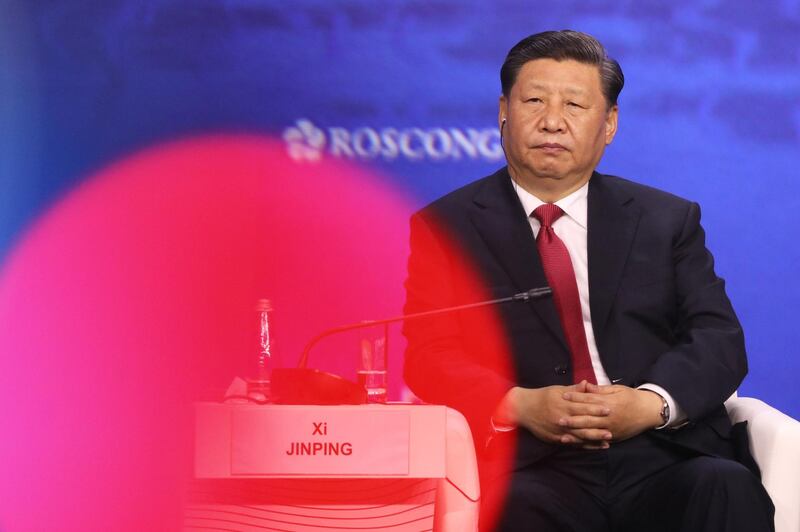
469 168 569 352
587 173 640 348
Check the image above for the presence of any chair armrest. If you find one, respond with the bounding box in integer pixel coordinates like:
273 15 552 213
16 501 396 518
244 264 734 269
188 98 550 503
434 407 480 532
725 396 800 532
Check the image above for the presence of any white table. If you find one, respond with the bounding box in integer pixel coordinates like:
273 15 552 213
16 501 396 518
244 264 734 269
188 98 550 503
186 403 480 532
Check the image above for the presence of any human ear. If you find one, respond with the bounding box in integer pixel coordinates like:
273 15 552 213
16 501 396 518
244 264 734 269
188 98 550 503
498 95 508 131
604 105 619 145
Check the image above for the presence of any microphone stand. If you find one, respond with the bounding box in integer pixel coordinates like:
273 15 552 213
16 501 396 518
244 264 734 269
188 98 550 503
271 287 552 404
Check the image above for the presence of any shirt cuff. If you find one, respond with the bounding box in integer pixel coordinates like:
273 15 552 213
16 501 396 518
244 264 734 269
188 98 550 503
485 416 516 449
490 417 516 433
637 383 687 429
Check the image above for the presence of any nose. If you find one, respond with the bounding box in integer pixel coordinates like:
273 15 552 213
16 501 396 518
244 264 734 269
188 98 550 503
539 102 566 133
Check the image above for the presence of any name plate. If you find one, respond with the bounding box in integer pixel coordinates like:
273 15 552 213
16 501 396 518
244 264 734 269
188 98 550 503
231 408 410 476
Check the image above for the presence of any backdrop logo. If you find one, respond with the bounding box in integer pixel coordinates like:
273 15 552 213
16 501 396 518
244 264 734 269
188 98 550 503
283 119 503 163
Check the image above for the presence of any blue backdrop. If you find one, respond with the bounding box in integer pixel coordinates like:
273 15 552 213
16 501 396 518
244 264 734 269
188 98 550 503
2 0 799 417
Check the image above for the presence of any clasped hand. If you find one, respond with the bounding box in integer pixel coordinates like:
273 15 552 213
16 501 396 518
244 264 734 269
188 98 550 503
497 381 664 449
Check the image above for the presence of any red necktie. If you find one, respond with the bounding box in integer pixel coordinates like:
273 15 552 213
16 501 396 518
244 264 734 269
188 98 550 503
532 204 597 384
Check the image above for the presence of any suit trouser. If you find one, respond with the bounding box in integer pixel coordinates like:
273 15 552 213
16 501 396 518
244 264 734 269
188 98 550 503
489 433 774 532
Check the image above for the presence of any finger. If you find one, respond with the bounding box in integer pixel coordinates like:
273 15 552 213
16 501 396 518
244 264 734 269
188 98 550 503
558 432 610 449
558 433 584 445
585 381 602 393
560 434 612 449
562 391 610 407
581 441 611 450
561 428 613 442
564 380 589 393
565 402 611 417
586 383 623 395
559 414 610 429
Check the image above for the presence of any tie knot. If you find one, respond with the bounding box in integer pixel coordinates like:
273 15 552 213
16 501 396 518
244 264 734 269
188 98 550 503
532 203 564 228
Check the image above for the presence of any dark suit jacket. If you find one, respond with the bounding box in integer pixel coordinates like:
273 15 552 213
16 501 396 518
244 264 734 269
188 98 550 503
403 167 747 468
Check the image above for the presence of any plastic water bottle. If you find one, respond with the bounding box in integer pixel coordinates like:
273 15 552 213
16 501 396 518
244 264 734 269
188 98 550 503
248 298 275 401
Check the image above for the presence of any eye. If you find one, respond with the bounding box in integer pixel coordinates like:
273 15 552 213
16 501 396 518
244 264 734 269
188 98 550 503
526 97 543 103
567 101 585 109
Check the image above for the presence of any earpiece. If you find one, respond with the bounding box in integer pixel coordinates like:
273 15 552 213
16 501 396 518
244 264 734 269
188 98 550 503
500 117 507 154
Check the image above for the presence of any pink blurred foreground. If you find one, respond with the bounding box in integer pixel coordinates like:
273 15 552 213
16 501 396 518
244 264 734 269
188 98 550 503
0 136 414 530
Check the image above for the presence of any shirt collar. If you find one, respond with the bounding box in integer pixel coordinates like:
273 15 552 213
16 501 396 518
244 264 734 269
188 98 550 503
511 178 589 230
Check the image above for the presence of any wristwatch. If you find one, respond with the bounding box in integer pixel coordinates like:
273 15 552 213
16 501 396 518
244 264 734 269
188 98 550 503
656 394 670 429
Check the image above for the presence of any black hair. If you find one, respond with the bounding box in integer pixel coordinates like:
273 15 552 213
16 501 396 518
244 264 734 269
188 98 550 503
500 30 624 108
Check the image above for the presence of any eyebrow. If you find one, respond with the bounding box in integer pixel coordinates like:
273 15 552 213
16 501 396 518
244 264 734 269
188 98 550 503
524 83 588 96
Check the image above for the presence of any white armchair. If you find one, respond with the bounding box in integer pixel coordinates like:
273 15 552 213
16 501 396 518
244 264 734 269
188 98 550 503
725 395 800 532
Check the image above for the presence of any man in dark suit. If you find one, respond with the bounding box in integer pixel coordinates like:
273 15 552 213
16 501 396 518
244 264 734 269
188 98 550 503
403 30 774 531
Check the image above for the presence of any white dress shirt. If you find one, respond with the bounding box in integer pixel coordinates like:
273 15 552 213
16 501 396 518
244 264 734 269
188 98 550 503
511 178 685 427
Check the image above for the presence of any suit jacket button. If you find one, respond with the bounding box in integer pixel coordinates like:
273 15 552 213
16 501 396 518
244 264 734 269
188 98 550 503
554 365 568 375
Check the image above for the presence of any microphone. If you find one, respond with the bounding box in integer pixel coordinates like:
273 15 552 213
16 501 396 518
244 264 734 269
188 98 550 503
271 286 552 404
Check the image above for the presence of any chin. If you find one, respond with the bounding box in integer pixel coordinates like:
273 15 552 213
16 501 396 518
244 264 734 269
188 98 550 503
529 165 568 181
523 158 561 173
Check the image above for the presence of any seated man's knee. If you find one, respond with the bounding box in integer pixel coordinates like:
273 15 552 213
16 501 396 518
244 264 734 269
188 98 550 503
687 456 764 497
497 469 607 531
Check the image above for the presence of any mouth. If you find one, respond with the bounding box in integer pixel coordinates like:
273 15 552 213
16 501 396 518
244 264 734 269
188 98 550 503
534 143 568 152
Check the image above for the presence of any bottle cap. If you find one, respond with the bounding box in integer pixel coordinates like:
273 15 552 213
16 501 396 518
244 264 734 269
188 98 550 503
255 299 273 312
